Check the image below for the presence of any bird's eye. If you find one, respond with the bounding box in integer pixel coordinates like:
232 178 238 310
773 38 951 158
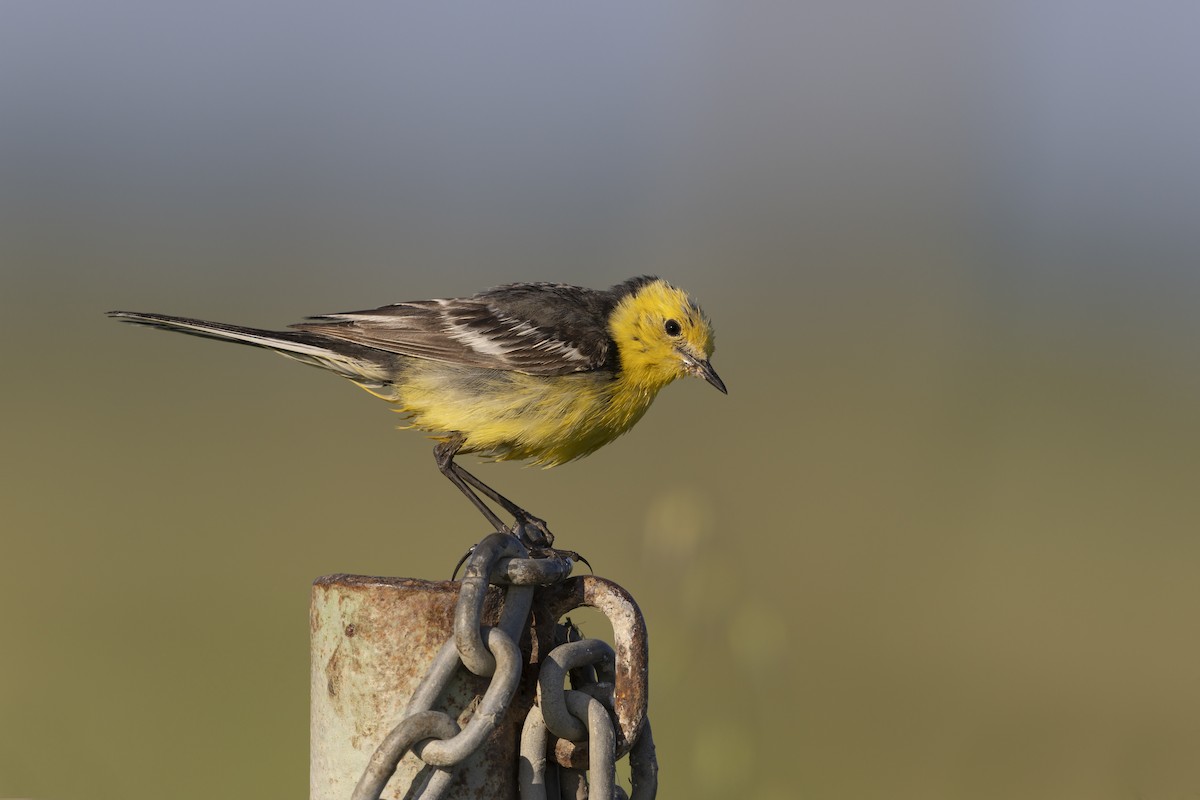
664 319 682 336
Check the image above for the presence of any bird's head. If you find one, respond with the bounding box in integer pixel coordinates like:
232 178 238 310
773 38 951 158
609 278 726 394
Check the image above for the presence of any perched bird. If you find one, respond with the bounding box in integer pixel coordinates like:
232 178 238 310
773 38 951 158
108 276 726 549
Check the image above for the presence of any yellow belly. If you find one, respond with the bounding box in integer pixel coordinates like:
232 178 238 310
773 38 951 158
384 361 662 466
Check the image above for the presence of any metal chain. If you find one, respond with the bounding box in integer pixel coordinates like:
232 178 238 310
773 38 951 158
519 621 657 800
351 532 657 799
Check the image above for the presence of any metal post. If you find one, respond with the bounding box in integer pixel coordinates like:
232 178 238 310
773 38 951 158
310 574 533 800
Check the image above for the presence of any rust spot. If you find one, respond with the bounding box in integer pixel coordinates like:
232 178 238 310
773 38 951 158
326 641 342 698
345 623 357 637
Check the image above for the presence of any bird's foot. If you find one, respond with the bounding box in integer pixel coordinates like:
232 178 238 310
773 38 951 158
508 513 589 570
510 511 555 548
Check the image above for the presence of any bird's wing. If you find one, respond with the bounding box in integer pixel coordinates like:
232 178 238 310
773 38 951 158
291 283 617 376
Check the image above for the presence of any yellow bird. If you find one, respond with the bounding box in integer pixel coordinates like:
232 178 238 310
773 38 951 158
109 276 725 549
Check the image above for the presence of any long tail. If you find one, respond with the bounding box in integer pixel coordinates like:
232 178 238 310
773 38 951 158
107 310 399 391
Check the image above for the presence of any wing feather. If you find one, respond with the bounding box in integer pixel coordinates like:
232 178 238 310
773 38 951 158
290 282 630 375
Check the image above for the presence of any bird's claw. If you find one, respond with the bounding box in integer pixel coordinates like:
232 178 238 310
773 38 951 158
450 543 477 581
527 546 592 573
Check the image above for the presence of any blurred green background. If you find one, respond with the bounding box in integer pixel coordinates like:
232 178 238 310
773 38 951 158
3 3 1200 799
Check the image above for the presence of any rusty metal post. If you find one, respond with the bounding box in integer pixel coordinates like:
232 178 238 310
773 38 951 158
310 574 537 800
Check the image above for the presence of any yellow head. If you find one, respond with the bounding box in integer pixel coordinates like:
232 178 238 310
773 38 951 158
608 278 726 394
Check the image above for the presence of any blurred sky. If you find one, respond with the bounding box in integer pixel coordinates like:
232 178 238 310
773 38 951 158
3 3 1199 800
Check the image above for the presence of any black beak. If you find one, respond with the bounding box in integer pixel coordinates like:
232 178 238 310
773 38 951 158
679 348 728 394
696 358 728 394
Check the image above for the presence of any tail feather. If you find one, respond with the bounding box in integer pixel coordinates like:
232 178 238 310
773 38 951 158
106 310 398 389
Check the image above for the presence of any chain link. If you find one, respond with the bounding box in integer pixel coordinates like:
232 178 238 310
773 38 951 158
351 532 657 799
538 639 616 743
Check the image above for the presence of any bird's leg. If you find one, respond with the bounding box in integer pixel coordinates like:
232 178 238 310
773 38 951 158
451 467 589 566
453 466 555 548
433 436 508 534
432 436 555 548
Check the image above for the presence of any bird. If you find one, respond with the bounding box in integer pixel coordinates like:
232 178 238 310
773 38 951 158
108 276 726 551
